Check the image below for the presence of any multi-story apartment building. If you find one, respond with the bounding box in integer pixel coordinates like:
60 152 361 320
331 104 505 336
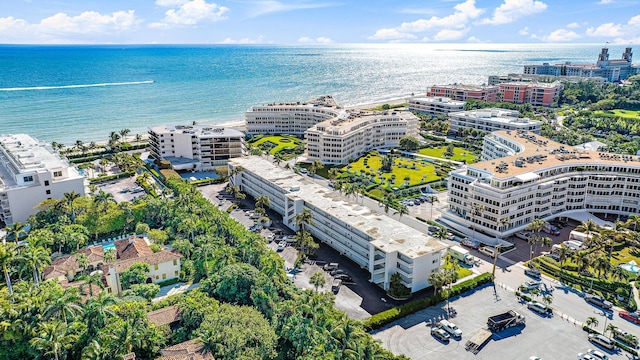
229 157 449 293
523 47 638 82
407 97 465 116
488 73 606 86
427 85 498 102
148 125 245 171
305 110 419 164
498 82 564 107
0 134 85 225
442 130 640 242
448 108 542 135
245 95 342 136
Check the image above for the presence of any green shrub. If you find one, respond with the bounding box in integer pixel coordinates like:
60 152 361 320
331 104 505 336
415 217 427 223
89 171 135 184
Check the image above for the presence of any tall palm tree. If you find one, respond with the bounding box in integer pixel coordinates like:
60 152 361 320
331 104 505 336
575 219 600 245
556 244 575 271
594 254 611 278
76 253 89 275
626 214 640 232
329 315 364 358
0 243 16 297
84 292 118 336
255 195 270 215
428 270 447 295
44 287 83 324
18 245 51 284
309 159 324 182
526 218 547 260
81 272 105 297
94 190 115 211
104 248 116 264
294 208 314 232
4 221 27 243
30 321 78 360
434 227 449 243
395 204 409 219
119 128 131 143
134 133 143 147
585 316 598 330
605 323 618 337
82 339 112 360
64 191 81 224
470 204 484 243
426 195 439 220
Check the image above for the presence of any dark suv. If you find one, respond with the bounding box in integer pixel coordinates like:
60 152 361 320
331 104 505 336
585 294 613 310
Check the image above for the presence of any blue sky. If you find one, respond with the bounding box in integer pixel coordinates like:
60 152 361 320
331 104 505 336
1 0 639 44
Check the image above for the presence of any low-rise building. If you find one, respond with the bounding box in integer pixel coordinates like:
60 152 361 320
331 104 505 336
245 95 342 136
305 109 419 164
448 108 541 135
148 125 245 171
229 157 449 293
157 339 214 360
488 73 606 86
498 82 564 107
442 130 640 242
407 97 465 116
427 85 498 102
0 134 85 225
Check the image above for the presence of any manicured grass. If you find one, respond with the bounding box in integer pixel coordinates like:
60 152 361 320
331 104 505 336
248 135 303 155
418 146 476 163
343 154 440 188
610 247 640 266
596 109 640 120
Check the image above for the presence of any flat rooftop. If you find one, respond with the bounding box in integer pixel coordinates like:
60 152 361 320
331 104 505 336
450 109 540 125
0 134 73 178
231 157 448 259
249 95 342 110
431 84 497 90
470 130 640 179
316 109 416 134
409 97 465 105
150 124 244 138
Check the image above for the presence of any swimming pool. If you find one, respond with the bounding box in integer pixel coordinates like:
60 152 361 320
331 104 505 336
103 243 115 251
619 263 640 274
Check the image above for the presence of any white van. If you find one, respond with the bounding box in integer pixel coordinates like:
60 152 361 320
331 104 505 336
438 319 462 338
479 246 498 258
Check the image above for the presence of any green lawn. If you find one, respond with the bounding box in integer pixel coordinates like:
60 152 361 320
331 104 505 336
343 154 440 188
418 146 476 163
248 135 303 155
596 109 640 120
610 247 640 266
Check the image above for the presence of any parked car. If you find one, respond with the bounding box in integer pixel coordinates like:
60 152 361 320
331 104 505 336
276 241 286 252
521 280 541 291
527 301 551 315
577 353 596 360
331 279 342 293
588 334 616 350
431 327 450 342
585 294 613 310
438 319 462 338
334 274 353 283
330 269 348 276
586 349 610 360
619 310 640 324
323 262 339 271
524 268 541 278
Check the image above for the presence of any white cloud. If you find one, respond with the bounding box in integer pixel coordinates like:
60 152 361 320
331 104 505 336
479 0 547 25
298 36 333 43
566 22 580 28
542 28 581 42
585 22 622 37
248 1 333 18
156 0 189 6
466 36 485 42
433 28 468 41
598 0 614 4
369 0 483 40
518 26 529 35
150 0 228 28
218 35 268 44
0 11 140 43
397 7 437 15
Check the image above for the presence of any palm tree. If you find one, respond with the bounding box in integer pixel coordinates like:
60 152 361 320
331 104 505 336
255 194 270 215
626 214 640 232
294 230 318 255
395 204 409 218
381 192 396 215
575 219 600 246
526 218 547 260
64 191 81 224
428 270 447 295
585 316 599 330
434 227 449 243
273 152 284 166
104 248 116 264
82 340 112 360
426 195 439 220
542 294 553 306
329 315 364 358
18 245 50 284
134 133 143 147
44 287 83 324
469 204 484 243
0 243 16 297
594 254 610 278
309 159 324 182
295 208 314 232
77 253 89 275
81 272 105 297
310 271 326 291
94 190 115 211
605 323 618 337
30 321 78 360
84 292 118 336
4 221 27 243
119 128 131 143
556 245 575 271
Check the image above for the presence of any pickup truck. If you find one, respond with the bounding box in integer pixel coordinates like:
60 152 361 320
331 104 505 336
487 310 525 332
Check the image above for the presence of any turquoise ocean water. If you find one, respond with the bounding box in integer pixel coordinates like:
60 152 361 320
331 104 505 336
0 43 626 144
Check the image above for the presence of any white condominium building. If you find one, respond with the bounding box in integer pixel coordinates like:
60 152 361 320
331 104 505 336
229 157 449 293
148 125 245 171
305 110 419 164
407 97 465 116
0 134 86 225
245 95 342 136
442 130 640 243
448 108 541 135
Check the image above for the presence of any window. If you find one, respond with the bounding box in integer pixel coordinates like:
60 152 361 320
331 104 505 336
174 270 179 277
44 180 50 186
53 171 62 177
162 273 167 279
173 260 178 266
46 190 51 195
23 175 33 182
154 264 158 271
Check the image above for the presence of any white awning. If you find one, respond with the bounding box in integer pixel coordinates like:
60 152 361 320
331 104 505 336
515 172 540 183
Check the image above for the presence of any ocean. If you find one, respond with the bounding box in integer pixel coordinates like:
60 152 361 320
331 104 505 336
0 43 624 145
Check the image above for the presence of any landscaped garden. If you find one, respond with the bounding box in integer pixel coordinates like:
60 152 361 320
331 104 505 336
418 145 476 163
248 135 304 157
595 109 640 120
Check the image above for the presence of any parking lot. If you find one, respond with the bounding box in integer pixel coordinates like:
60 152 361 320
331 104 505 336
96 176 146 202
372 282 632 360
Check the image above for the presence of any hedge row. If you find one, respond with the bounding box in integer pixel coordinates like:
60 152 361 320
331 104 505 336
581 325 638 356
362 272 494 331
88 171 135 184
69 155 103 164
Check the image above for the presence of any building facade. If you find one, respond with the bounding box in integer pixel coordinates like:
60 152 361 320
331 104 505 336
448 108 542 135
245 96 342 136
523 47 638 82
498 82 564 107
407 97 465 116
442 130 640 242
427 85 498 102
305 110 419 164
148 125 245 171
0 134 85 225
229 157 448 293
488 73 606 86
